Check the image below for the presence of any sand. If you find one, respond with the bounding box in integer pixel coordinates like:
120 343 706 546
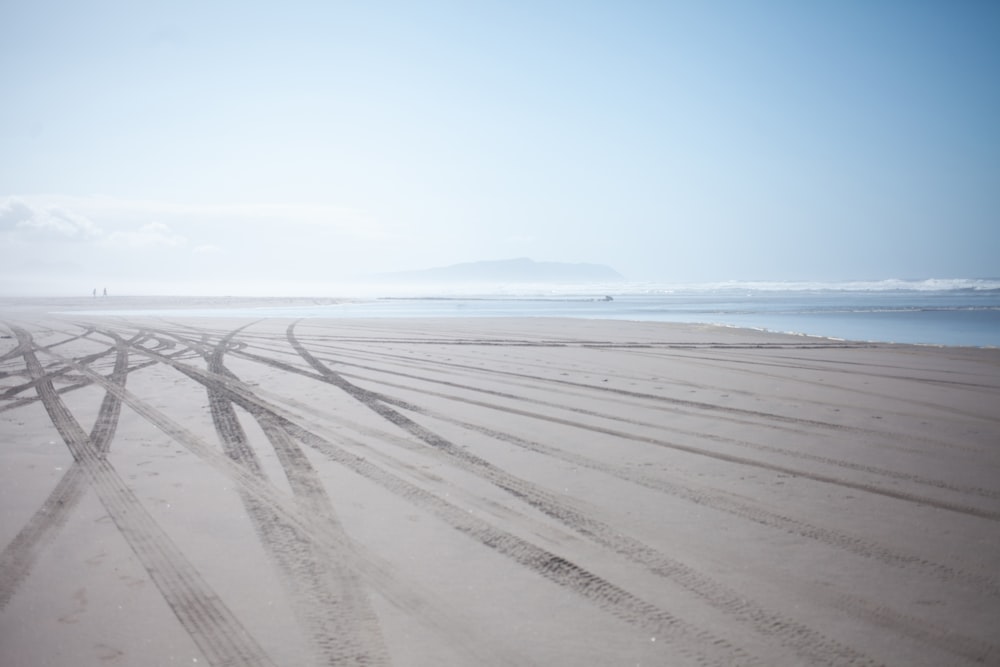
1 304 999 666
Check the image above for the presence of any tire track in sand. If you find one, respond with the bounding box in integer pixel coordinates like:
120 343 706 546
230 333 1000 602
173 352 754 666
41 335 543 667
330 353 1000 504
0 343 194 414
6 326 275 667
394 395 1000 592
384 399 1000 664
0 330 137 609
163 325 746 665
320 348 1000 521
121 325 757 666
196 326 389 666
285 322 877 667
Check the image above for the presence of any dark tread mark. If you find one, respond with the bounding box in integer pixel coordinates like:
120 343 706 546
315 336 932 441
331 351 1000 504
395 397 1000 596
304 335 986 467
318 351 1000 521
285 322 877 667
0 347 116 399
9 326 275 667
49 339 539 667
199 326 389 666
117 325 748 664
254 414 390 665
275 416 751 667
0 465 89 609
0 332 131 609
222 330 1000 602
385 399 1000 662
0 350 191 414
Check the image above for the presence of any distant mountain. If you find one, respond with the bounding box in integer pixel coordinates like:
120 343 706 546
373 258 625 283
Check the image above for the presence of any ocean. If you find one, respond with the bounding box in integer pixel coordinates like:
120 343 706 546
70 279 1000 348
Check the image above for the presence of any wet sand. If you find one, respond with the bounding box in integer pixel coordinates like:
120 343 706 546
2 308 999 666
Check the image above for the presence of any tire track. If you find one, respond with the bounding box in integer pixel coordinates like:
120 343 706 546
169 340 756 666
0 464 89 610
274 342 1000 520
8 326 276 667
197 326 390 666
230 330 1000 579
253 414 391 665
376 397 1000 662
286 322 878 667
830 594 998 665
231 353 1000 619
393 396 1000 591
227 329 1000 512
279 418 752 667
111 325 759 665
20 320 1000 665
330 354 1000 504
40 338 548 667
305 337 972 452
0 331 133 609
631 349 1000 426
0 346 116 400
0 335 195 414
166 326 748 665
0 326 96 364
670 348 1000 392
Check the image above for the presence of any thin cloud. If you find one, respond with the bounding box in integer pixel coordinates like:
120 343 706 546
1 193 408 288
192 243 224 255
17 194 393 242
105 221 186 248
0 197 102 240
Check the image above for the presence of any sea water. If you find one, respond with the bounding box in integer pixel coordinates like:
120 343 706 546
71 279 1000 347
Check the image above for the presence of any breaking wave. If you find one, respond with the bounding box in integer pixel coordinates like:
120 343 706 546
625 278 1000 295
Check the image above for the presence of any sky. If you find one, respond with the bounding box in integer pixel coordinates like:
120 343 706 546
1 0 998 295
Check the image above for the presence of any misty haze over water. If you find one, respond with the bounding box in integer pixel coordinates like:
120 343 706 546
66 278 1000 348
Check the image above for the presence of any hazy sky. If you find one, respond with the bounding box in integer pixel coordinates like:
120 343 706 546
2 1 998 295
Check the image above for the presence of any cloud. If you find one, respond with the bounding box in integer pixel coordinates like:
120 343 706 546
5 195 395 243
1 193 403 284
105 221 186 248
0 199 32 228
104 197 390 241
0 197 102 239
193 243 224 255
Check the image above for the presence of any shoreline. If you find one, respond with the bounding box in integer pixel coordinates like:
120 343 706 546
2 294 997 349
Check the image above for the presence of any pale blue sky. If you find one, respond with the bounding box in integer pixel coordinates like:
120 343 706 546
2 1 998 294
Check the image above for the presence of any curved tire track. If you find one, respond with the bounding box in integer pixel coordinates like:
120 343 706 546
7 326 275 667
198 326 390 666
41 337 546 667
0 331 132 609
330 354 1000 505
286 322 877 667
114 326 755 665
319 352 1000 521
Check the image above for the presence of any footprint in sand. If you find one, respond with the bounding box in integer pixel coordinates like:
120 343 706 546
85 550 107 566
96 643 124 662
57 587 87 624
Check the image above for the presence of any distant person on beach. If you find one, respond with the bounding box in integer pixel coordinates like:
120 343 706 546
103 287 107 297
93 288 97 298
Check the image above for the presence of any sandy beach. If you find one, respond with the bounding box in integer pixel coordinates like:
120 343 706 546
2 306 999 666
